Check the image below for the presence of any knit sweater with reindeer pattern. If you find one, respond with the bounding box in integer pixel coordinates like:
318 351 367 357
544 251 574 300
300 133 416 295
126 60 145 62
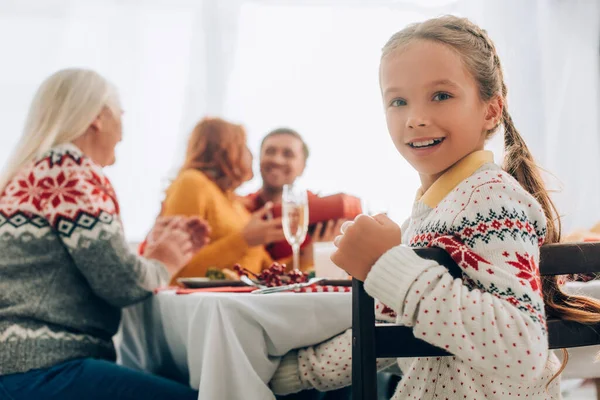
270 154 561 400
0 143 168 375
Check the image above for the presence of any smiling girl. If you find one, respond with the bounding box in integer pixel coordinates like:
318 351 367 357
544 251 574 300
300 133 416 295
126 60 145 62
269 15 600 399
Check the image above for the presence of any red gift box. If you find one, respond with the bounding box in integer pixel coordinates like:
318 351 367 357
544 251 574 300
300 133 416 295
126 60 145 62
270 193 362 225
266 193 362 260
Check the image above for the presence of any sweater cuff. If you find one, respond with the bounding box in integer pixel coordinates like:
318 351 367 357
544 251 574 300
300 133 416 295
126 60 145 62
270 351 304 395
364 245 439 314
151 259 171 287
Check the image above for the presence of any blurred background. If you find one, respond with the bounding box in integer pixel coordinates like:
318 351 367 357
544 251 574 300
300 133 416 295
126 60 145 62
0 0 598 241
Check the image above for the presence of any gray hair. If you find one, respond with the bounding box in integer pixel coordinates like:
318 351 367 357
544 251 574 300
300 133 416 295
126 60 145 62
0 68 121 192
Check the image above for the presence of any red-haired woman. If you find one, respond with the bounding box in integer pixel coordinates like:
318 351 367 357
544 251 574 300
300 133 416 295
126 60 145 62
160 118 284 282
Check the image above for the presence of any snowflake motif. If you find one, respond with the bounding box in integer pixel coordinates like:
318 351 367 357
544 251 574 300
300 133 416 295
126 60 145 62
38 171 84 208
506 252 542 293
10 172 43 211
1 146 122 242
429 235 491 272
86 170 119 212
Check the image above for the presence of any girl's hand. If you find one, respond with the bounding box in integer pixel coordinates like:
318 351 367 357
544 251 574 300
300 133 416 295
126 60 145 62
330 214 402 281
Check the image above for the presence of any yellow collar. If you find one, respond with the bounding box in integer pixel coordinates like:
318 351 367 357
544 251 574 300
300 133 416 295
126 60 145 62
418 150 495 208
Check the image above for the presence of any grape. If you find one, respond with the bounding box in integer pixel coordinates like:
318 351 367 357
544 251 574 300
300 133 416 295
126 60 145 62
233 264 252 278
235 261 309 287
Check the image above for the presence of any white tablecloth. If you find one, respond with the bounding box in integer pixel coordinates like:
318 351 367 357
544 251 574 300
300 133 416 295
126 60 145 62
117 291 352 400
117 282 600 399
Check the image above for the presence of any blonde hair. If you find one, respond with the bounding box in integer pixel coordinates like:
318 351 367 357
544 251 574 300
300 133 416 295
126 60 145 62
382 15 600 383
0 68 121 192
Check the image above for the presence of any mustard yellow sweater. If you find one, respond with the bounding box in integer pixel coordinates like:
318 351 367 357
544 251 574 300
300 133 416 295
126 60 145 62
161 169 272 281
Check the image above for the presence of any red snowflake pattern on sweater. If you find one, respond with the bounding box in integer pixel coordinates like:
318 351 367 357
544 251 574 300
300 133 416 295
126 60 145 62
11 172 43 210
0 145 120 241
39 172 84 208
273 166 559 400
506 251 541 293
429 235 491 272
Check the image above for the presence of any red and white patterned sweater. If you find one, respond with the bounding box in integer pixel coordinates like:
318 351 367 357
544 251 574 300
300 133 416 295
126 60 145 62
0 143 168 374
270 157 561 399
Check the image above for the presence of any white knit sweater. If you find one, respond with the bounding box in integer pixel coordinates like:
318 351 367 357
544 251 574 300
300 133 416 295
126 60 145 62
271 153 562 399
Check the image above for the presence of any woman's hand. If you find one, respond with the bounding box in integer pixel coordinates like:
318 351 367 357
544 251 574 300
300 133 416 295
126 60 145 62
330 214 402 281
185 217 211 253
143 216 211 276
312 219 346 242
242 202 286 246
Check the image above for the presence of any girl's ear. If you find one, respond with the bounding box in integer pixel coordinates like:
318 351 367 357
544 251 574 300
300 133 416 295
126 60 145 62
483 95 503 131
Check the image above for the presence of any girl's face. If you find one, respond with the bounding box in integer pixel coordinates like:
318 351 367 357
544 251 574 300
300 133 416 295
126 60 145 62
380 39 500 189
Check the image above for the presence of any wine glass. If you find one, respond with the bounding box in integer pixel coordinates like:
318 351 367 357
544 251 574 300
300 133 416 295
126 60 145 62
282 184 309 271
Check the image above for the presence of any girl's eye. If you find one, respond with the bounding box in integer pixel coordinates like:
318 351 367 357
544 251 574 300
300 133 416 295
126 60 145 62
390 98 407 107
433 92 452 101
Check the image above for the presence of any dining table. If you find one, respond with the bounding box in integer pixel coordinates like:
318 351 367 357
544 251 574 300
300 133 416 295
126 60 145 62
117 288 352 400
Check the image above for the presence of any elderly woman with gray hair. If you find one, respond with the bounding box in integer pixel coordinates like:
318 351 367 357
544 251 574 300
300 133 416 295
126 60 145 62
0 69 207 399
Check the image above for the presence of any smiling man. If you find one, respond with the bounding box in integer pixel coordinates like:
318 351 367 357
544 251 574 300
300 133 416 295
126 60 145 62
244 128 316 265
245 128 361 269
257 127 309 204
